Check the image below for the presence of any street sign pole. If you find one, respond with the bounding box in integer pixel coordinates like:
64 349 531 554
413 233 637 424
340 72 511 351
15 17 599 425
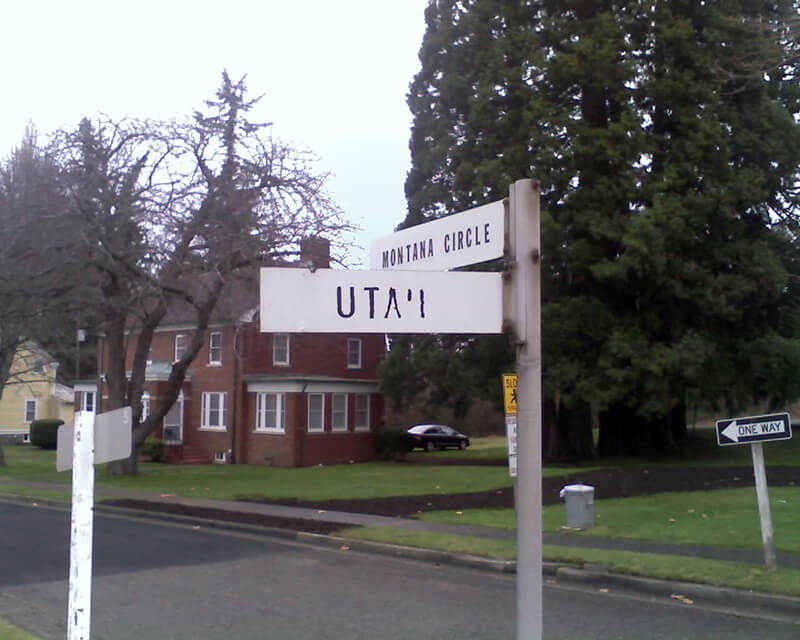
57 406 133 639
751 442 777 571
67 411 95 640
509 179 542 640
716 412 790 572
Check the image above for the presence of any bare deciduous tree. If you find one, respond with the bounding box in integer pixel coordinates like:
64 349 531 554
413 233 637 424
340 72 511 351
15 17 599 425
50 72 353 474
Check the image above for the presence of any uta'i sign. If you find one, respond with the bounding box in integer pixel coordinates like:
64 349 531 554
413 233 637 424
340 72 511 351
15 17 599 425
260 267 503 334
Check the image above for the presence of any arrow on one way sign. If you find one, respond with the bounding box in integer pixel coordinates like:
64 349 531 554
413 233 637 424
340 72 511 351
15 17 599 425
716 413 792 446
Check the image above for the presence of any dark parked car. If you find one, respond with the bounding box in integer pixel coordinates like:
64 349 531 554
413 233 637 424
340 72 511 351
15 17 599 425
405 424 470 452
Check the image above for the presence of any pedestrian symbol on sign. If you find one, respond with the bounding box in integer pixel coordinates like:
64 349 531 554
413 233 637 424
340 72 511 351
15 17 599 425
502 374 517 416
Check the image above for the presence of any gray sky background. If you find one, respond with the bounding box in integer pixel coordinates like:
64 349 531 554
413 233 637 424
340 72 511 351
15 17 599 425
0 0 430 266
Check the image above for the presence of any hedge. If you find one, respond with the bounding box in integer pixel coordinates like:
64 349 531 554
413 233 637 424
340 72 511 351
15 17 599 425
30 419 64 449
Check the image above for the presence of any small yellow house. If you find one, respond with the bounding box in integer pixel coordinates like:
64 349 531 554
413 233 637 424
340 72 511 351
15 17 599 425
0 342 74 441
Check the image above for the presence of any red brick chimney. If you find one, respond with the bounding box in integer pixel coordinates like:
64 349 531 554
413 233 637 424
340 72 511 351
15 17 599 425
299 237 330 269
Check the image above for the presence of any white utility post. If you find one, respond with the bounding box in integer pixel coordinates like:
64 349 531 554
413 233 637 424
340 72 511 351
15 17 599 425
57 406 133 640
751 442 777 571
508 179 543 639
67 411 95 640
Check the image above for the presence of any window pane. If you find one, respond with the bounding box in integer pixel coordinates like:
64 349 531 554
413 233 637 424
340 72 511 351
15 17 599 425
175 334 186 361
308 394 323 431
210 332 222 363
332 394 347 430
257 392 285 432
347 339 361 368
273 334 290 365
355 394 369 429
25 400 36 423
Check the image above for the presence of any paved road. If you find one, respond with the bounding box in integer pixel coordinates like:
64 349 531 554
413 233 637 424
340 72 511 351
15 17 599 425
1 501 797 639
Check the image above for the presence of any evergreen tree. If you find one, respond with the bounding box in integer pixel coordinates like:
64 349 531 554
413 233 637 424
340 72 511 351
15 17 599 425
396 0 800 458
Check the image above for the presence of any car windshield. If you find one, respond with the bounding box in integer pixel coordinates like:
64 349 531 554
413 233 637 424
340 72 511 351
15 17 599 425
408 424 445 434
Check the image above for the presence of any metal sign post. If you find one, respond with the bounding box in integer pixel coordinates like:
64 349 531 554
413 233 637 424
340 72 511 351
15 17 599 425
264 178 543 638
67 411 95 640
57 406 133 639
716 412 791 572
508 179 542 639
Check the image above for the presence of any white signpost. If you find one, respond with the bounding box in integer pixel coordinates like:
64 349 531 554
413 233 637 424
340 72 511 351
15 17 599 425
260 268 503 334
57 406 132 640
261 179 542 639
716 412 792 571
369 200 505 272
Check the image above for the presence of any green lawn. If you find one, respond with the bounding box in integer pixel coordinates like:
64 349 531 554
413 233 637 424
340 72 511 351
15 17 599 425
418 486 800 554
0 440 590 501
0 618 38 640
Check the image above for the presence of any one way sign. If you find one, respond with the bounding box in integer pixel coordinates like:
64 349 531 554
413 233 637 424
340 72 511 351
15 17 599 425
716 413 792 446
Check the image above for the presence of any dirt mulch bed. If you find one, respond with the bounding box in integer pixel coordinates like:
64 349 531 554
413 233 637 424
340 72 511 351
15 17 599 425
239 465 799 517
103 465 798 536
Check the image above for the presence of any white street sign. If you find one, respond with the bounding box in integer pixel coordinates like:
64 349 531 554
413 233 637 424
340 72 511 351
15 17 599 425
505 415 518 478
716 413 791 446
57 406 133 471
370 200 505 271
260 267 503 334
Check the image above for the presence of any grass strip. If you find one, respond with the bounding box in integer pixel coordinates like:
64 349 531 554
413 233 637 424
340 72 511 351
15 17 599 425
0 483 71 503
0 618 39 640
543 545 800 598
337 527 800 597
338 526 517 560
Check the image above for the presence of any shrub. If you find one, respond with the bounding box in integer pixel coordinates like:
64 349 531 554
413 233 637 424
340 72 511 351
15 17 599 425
140 437 165 462
30 419 64 449
374 429 413 461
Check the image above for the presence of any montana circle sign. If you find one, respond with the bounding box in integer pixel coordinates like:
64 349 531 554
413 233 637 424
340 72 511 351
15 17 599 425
370 200 505 271
716 412 792 446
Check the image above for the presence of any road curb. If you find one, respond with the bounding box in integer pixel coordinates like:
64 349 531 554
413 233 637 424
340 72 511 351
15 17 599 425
296 532 518 573
554 567 800 623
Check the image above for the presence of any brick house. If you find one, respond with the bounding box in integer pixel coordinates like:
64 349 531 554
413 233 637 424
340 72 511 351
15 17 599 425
80 241 386 466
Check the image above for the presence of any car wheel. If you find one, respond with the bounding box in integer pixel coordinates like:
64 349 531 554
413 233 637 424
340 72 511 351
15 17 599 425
458 440 467 450
425 441 435 452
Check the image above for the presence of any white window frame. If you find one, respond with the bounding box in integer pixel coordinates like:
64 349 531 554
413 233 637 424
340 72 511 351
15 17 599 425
141 391 150 422
307 393 324 433
201 391 227 430
163 391 184 443
174 334 187 362
273 334 290 366
82 391 96 414
354 394 370 431
24 398 38 424
347 338 362 369
255 392 286 433
209 331 222 365
331 393 348 432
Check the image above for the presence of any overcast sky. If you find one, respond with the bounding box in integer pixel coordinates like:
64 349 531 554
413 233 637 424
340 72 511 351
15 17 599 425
0 0 430 266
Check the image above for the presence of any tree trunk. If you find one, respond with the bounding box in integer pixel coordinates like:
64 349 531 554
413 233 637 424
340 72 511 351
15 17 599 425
545 398 596 461
0 443 5 467
107 450 137 475
599 400 688 457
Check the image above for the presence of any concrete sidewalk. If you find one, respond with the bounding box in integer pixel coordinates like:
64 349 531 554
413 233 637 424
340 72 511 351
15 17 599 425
4 476 800 571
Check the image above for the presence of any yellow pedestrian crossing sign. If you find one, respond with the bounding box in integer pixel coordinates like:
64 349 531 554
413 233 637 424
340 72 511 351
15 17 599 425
503 374 517 416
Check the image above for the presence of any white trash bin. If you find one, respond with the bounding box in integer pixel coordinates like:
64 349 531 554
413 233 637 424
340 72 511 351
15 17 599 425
559 484 595 529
